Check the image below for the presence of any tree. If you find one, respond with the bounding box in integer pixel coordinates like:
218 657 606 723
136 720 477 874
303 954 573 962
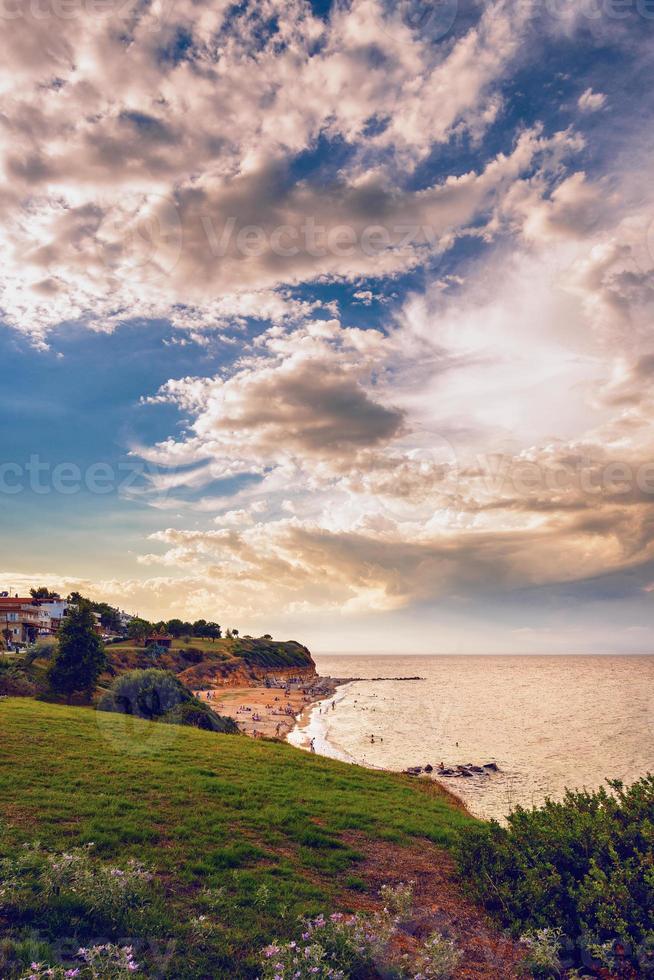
190 619 221 640
204 622 221 641
128 618 152 644
92 602 121 633
30 587 61 600
48 604 107 700
166 618 186 638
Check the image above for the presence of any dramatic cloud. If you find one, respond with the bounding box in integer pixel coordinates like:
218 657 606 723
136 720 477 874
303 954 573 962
4 0 654 645
0 0 578 339
131 151 654 620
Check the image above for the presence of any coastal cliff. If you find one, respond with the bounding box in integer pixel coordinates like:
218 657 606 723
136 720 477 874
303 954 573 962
106 635 317 690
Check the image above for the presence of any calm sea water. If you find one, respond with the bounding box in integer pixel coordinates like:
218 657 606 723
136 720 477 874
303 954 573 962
288 655 654 821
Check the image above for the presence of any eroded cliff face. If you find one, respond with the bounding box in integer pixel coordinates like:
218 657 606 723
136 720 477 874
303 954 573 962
178 661 317 689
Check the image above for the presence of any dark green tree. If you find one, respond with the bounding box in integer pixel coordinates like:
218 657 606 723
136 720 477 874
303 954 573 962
92 602 121 633
166 619 185 638
48 604 107 700
192 619 208 637
128 617 152 644
30 587 61 600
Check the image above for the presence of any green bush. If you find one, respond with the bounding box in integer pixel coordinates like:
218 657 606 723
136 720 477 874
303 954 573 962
98 668 187 719
0 658 36 697
455 776 654 973
98 668 238 733
163 699 239 734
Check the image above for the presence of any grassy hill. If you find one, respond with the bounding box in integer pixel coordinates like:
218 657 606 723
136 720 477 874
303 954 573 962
0 698 521 979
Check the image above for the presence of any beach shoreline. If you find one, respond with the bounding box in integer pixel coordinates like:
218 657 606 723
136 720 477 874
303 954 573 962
196 674 349 740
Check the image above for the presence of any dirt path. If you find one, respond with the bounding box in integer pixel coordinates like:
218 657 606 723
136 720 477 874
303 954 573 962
338 832 526 979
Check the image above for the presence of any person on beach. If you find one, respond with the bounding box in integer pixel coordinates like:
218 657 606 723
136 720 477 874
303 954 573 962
310 738 316 752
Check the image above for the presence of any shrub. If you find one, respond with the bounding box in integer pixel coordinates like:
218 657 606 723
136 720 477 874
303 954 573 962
518 928 563 978
98 669 186 719
455 776 654 973
261 940 345 980
1 842 155 932
0 659 36 697
43 844 154 927
413 932 462 979
180 647 203 664
98 669 238 733
163 700 238 734
19 944 139 978
24 637 58 665
260 884 463 979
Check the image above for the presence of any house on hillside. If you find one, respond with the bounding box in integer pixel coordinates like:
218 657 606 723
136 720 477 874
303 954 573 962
145 634 173 651
33 597 71 633
0 595 78 648
0 597 42 648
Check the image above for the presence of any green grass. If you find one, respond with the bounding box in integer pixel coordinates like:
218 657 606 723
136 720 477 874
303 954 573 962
109 636 228 655
0 698 475 977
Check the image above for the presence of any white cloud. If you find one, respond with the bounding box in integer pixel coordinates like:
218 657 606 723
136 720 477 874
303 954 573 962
0 0 566 338
129 155 654 619
578 87 607 112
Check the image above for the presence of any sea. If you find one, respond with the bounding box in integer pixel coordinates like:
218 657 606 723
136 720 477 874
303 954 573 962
287 655 654 821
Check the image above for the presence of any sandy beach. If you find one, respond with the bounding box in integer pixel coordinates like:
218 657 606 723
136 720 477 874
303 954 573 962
195 675 341 739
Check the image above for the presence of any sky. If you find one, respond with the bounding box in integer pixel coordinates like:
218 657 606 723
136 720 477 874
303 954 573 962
1 0 654 654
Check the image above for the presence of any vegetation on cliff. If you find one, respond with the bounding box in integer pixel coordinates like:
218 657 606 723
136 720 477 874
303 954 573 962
105 634 316 688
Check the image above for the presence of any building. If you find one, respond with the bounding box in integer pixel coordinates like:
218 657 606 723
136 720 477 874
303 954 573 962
0 594 74 648
0 597 42 648
34 598 70 632
145 634 173 650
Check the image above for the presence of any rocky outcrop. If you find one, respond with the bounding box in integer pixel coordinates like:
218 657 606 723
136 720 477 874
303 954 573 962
404 762 501 778
179 661 317 689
